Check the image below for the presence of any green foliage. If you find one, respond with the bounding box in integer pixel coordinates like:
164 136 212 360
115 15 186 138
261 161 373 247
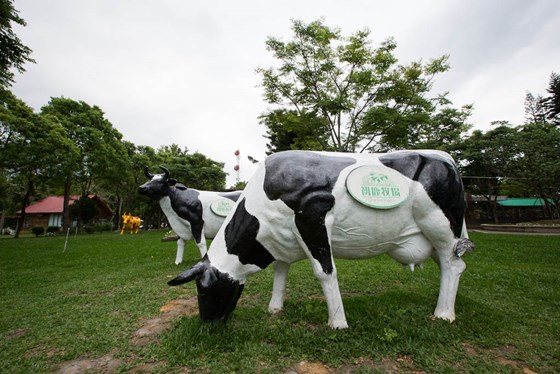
0 89 75 236
257 19 472 153
94 223 113 232
30 226 44 236
0 0 35 88
46 226 59 234
69 195 99 225
152 144 227 190
543 72 560 125
1 232 559 373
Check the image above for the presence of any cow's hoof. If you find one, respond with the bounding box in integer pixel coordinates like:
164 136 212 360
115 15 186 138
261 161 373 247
433 311 455 322
268 306 283 314
329 320 349 329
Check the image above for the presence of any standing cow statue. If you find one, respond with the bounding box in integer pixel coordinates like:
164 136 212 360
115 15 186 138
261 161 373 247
120 213 141 235
139 166 241 264
168 150 474 329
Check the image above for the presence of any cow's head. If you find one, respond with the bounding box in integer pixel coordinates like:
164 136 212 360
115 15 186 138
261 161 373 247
168 258 244 322
138 166 184 200
122 212 131 223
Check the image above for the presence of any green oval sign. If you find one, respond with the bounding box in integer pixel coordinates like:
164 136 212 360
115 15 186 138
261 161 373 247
346 165 409 209
210 198 235 217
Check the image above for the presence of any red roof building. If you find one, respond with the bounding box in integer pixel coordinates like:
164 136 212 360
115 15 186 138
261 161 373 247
17 195 113 229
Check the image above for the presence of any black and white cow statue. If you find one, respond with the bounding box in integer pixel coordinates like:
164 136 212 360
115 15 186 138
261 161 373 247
139 166 241 264
168 150 474 329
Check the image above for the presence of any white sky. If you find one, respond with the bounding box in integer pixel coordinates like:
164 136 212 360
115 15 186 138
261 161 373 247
10 0 560 187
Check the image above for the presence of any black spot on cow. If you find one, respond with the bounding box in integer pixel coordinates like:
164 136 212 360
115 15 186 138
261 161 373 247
263 151 356 211
169 188 204 243
263 151 356 274
379 152 465 237
219 191 242 202
225 199 275 269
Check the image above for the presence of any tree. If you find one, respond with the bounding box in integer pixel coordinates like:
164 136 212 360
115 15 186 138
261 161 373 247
40 97 128 231
0 89 74 237
455 123 520 223
543 72 560 126
524 92 547 124
515 122 560 218
155 144 227 191
257 19 471 153
0 0 34 88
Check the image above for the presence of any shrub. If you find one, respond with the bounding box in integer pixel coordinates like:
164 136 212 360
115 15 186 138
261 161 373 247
46 226 60 234
83 225 95 234
95 223 113 232
31 226 45 237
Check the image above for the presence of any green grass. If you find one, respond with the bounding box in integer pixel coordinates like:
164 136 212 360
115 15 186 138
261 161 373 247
1 231 559 373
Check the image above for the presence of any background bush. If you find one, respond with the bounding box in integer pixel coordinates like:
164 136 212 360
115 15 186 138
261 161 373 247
46 226 60 234
31 226 44 237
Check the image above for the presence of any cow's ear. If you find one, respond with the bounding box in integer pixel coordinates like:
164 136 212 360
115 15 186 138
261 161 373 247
167 178 177 186
174 183 188 191
168 261 206 286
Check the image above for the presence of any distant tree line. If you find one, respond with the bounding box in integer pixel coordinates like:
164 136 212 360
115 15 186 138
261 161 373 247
0 93 228 236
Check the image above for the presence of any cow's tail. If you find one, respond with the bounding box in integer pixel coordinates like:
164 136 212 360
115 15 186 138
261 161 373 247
455 219 474 257
460 219 469 239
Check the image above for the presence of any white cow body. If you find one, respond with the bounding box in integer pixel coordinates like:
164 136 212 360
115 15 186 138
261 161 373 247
170 150 473 329
139 167 241 264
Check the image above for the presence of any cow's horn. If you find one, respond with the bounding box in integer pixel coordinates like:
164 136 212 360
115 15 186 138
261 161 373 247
168 261 206 286
144 166 153 179
159 166 170 178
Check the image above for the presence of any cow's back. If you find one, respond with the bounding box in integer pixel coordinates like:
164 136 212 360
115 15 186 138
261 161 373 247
379 151 464 237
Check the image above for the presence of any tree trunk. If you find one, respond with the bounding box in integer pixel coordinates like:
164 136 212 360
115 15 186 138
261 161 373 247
488 194 499 224
14 177 33 239
0 209 5 232
62 173 72 232
114 195 122 231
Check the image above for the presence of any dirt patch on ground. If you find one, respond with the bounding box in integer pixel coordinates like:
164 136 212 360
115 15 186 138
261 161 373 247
57 297 198 373
462 344 539 374
132 296 198 346
288 356 423 374
57 354 123 374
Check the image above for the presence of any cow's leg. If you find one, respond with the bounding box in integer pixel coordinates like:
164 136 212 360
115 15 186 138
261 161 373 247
413 193 468 322
195 235 208 257
175 238 186 265
294 195 347 329
268 261 290 314
431 247 466 322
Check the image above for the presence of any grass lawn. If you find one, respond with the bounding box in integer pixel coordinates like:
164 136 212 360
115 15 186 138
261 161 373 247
1 230 559 373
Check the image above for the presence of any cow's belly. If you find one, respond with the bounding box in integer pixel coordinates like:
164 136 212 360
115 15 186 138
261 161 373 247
329 185 433 264
159 198 194 240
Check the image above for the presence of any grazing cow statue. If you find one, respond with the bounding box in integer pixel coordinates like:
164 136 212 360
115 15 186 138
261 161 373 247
120 213 141 235
168 150 474 329
139 166 242 264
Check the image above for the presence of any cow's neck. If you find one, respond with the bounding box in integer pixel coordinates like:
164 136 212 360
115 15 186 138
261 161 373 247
206 233 262 284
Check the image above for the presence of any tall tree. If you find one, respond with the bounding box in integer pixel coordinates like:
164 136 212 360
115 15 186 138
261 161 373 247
155 144 227 191
0 89 74 237
515 122 560 218
455 123 520 223
40 97 128 231
543 72 560 126
257 19 471 153
524 92 547 124
0 0 34 88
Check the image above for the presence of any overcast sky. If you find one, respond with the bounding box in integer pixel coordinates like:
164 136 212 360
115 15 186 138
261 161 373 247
10 0 560 187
